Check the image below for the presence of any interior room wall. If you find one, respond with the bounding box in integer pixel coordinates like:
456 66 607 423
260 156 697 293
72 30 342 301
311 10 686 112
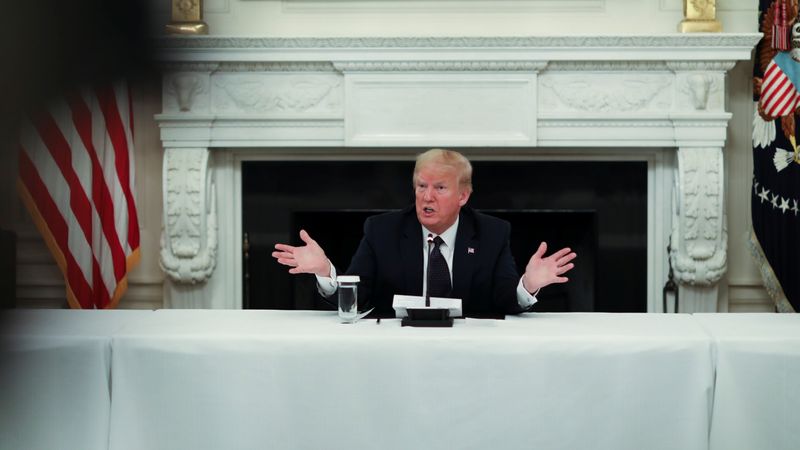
4 0 769 311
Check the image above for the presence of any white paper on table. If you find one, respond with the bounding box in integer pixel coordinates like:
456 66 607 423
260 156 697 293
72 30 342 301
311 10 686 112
392 295 463 318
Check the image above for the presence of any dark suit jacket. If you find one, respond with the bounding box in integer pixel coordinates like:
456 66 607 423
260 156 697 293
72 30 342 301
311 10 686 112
335 205 530 318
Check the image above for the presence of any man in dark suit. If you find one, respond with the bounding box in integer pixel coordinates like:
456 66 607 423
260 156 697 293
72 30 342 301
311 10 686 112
273 149 576 316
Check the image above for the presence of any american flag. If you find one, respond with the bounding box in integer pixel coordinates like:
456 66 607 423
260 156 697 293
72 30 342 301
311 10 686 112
17 81 140 309
753 0 800 312
759 52 800 119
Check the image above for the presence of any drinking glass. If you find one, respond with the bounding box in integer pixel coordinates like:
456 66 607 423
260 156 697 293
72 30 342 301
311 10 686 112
336 275 360 323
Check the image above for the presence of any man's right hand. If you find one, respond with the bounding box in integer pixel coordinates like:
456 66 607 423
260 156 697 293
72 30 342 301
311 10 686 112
272 229 332 277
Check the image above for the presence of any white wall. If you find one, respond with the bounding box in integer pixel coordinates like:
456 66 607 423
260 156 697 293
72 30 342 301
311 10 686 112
5 0 772 311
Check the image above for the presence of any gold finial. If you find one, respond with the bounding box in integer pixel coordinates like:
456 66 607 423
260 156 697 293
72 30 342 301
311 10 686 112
679 0 722 32
165 0 208 35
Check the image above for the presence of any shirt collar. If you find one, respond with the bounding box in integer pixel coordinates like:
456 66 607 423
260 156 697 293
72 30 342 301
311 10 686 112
421 216 459 249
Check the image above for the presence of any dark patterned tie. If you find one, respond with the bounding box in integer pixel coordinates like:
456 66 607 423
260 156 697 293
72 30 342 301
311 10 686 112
428 236 452 298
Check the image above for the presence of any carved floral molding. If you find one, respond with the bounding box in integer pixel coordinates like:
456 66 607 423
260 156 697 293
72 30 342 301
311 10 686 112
671 147 727 285
160 148 217 283
540 75 672 113
154 35 761 50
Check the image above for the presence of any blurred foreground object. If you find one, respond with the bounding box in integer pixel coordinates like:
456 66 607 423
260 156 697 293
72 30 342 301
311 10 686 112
0 1 155 135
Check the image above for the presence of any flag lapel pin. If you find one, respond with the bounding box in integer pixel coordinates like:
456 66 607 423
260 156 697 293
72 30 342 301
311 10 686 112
467 247 475 254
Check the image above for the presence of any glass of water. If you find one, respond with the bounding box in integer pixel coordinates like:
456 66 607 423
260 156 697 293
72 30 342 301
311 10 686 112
336 275 360 323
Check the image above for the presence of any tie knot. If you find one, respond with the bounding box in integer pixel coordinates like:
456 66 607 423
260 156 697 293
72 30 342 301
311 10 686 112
433 236 445 247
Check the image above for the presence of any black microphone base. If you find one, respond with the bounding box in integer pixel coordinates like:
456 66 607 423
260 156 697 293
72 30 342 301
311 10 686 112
401 308 454 327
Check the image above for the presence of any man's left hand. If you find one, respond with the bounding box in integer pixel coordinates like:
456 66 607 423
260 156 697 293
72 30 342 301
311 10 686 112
522 242 576 294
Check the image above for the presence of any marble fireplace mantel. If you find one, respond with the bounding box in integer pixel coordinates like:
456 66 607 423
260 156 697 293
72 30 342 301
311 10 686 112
154 34 761 312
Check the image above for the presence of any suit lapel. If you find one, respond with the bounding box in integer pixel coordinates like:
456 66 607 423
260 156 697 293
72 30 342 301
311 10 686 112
452 208 477 301
400 209 424 296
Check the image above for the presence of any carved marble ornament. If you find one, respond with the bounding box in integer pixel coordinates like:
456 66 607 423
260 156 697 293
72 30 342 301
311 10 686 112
540 75 672 112
160 148 217 283
213 74 343 114
164 72 209 113
670 147 727 285
687 74 713 110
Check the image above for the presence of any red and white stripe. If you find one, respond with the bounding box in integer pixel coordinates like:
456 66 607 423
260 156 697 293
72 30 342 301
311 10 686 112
760 59 800 118
772 25 791 51
17 81 140 309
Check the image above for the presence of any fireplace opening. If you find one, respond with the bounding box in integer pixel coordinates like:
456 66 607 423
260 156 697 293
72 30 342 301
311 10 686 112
242 159 646 313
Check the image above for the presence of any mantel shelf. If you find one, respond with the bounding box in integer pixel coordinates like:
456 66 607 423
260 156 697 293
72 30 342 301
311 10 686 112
154 34 762 63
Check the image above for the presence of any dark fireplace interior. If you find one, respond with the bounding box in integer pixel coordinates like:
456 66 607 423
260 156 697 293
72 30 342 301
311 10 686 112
242 158 647 313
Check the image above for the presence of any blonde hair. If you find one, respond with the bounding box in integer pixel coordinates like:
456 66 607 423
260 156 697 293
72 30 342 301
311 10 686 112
413 148 473 193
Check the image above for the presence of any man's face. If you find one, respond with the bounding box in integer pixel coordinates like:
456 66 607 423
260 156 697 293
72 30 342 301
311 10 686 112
414 163 470 235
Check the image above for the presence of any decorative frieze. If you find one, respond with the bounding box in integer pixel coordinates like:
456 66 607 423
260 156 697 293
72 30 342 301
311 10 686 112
160 62 221 73
213 74 343 114
333 61 548 72
538 119 672 127
217 61 337 72
155 35 762 51
540 74 672 112
546 61 670 71
665 61 736 72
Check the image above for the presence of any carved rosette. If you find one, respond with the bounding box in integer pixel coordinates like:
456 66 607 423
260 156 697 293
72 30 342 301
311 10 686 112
160 148 217 283
670 147 727 285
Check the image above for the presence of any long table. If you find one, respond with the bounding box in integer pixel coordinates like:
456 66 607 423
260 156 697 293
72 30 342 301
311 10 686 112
693 313 800 450
2 310 797 450
0 309 153 450
108 311 714 450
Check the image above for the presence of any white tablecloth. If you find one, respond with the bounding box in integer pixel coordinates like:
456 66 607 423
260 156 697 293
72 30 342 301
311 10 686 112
109 311 714 450
0 309 153 450
693 313 800 450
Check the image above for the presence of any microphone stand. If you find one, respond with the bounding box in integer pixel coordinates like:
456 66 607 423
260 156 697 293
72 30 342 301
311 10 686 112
400 233 454 327
425 233 433 307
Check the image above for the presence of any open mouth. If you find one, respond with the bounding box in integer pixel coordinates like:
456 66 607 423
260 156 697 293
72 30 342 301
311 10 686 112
423 207 435 214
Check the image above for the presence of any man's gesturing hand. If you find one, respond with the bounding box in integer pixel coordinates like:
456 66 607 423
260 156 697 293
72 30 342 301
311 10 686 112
272 230 331 277
521 242 577 294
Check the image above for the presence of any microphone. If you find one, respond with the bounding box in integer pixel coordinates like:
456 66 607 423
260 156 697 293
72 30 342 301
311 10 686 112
391 232 461 327
426 233 434 307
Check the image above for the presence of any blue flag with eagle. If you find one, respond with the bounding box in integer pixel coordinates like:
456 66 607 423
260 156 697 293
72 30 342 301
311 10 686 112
752 0 800 312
